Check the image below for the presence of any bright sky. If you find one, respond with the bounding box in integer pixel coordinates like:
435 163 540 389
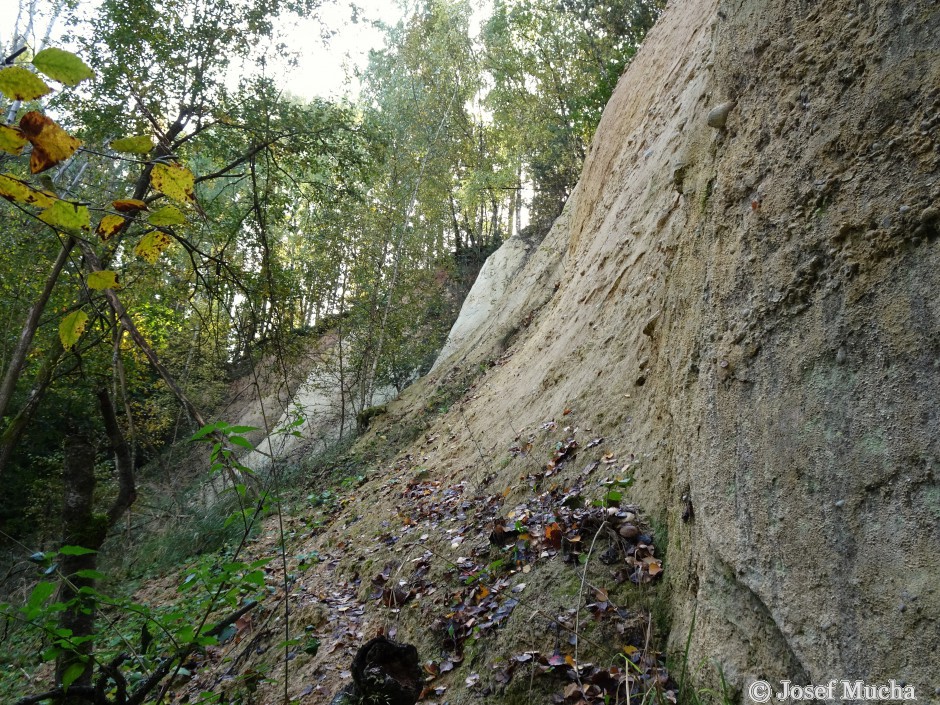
268 0 406 100
0 0 405 101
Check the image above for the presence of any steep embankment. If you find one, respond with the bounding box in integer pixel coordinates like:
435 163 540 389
407 0 940 694
179 1 939 702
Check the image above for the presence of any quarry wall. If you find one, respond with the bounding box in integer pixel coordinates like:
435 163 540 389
429 0 940 692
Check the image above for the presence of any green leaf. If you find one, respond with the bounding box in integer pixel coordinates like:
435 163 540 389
62 662 86 691
59 545 97 556
73 569 107 580
224 509 252 528
215 625 237 643
147 205 187 226
32 48 94 87
59 311 89 350
41 646 63 662
27 581 57 610
243 570 265 586
87 270 121 290
109 135 154 154
0 66 51 100
303 637 320 655
228 436 253 450
190 421 226 441
38 199 90 232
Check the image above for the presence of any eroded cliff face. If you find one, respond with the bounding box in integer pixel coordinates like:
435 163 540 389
425 0 940 693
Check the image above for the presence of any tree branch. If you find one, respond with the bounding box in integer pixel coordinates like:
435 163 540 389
0 236 75 448
77 242 208 430
98 388 137 526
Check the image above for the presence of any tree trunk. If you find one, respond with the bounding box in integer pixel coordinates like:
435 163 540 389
54 390 136 702
0 236 75 460
56 433 104 703
0 340 66 477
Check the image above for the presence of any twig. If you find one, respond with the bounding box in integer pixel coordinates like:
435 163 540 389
458 405 490 471
575 520 607 674
205 599 258 637
525 607 611 656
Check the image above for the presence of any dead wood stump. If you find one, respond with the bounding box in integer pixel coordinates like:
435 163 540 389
330 636 421 705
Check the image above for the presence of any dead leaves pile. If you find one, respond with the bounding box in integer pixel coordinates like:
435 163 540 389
354 429 670 704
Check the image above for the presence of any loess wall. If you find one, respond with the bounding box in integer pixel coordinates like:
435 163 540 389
426 0 940 693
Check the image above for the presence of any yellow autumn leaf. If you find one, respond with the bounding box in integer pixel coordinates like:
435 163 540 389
0 125 27 155
110 135 154 154
112 199 148 213
59 310 88 349
150 162 195 203
0 66 51 101
96 214 126 240
87 270 121 290
134 230 173 263
0 173 55 208
38 199 90 232
19 111 82 174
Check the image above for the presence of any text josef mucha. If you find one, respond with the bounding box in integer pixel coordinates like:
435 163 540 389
749 679 918 702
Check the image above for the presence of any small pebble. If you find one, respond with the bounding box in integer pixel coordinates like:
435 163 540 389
707 101 735 129
834 499 845 508
619 524 640 539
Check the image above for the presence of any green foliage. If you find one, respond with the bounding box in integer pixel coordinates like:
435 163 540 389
482 0 665 231
0 421 273 703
